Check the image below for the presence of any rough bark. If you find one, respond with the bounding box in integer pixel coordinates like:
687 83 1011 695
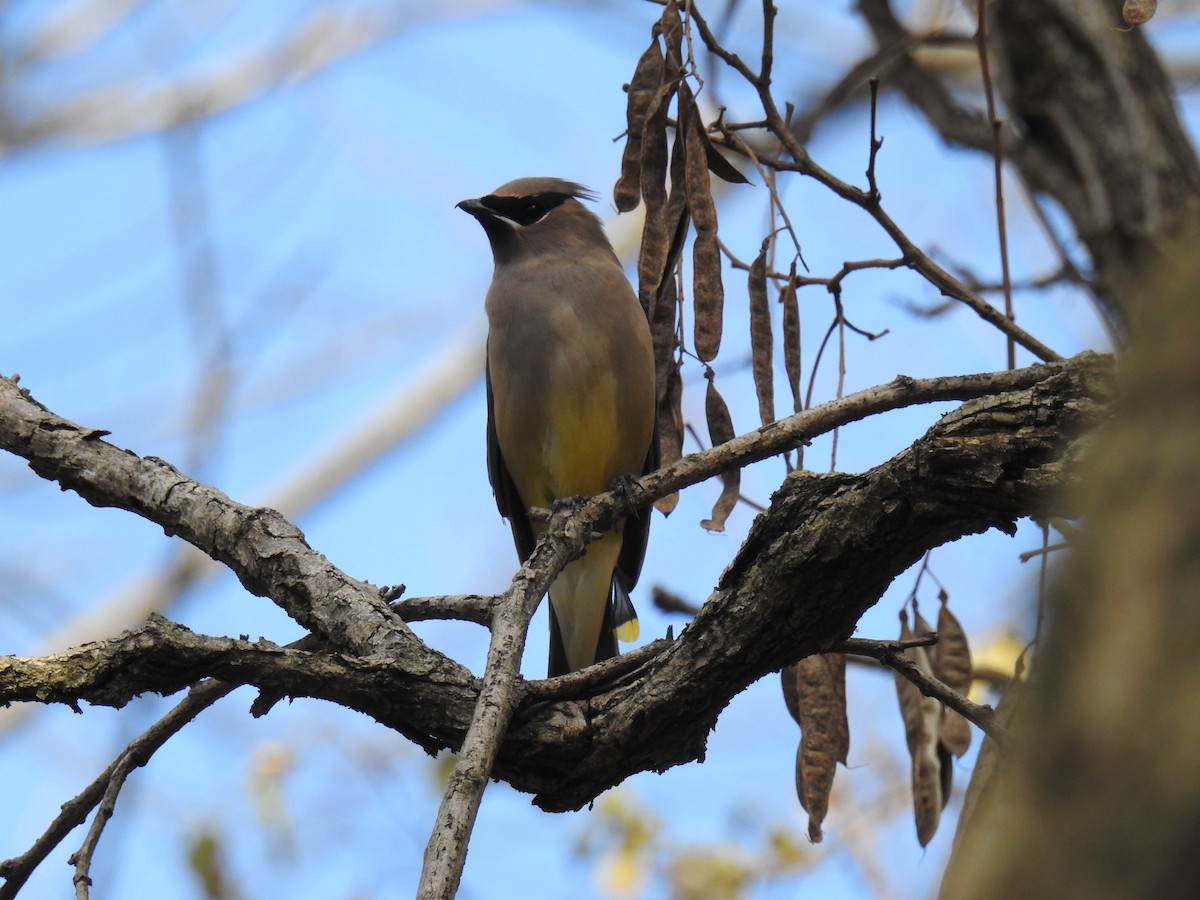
990 0 1200 321
0 354 1109 810
940 241 1200 900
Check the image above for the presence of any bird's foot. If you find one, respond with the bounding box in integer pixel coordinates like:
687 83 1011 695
550 494 586 515
608 473 642 515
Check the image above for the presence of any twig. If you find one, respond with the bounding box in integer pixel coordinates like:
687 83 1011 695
392 593 497 625
839 635 1005 743
974 0 1016 369
0 680 234 900
415 503 592 899
866 76 884 201
524 640 672 700
1017 540 1070 563
686 2 1062 364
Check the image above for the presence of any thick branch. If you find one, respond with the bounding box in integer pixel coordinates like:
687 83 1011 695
0 354 1109 813
0 375 467 680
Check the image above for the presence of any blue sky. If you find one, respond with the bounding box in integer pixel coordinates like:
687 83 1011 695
1 0 1175 897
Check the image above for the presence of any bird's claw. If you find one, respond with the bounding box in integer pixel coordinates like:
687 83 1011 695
550 494 586 514
608 473 642 515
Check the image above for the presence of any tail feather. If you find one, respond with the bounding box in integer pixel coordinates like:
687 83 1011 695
548 599 618 677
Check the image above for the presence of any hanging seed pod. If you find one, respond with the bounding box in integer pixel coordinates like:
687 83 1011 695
700 369 738 531
652 266 680 408
652 273 682 516
936 600 974 757
782 260 802 414
783 654 849 843
912 605 936 651
682 85 724 363
654 94 691 317
748 238 775 427
659 0 683 73
614 39 665 213
894 611 946 846
1122 0 1157 26
635 77 674 320
654 361 683 516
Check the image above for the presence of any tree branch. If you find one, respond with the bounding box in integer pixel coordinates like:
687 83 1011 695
0 352 1108 852
840 635 1003 743
0 679 234 900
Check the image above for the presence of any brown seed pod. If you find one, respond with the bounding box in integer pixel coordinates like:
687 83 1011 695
635 74 674 321
894 611 945 846
654 362 683 516
700 369 738 531
653 277 683 516
748 239 775 427
1122 0 1157 26
782 261 802 414
659 0 683 74
682 84 724 363
614 39 665 213
784 653 849 843
936 600 974 757
652 268 680 408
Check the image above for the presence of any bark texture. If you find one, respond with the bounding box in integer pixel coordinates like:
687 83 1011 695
1 354 1108 810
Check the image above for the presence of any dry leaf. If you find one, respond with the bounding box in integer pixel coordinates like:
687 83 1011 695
703 135 751 185
700 370 738 531
748 239 775 427
936 600 973 757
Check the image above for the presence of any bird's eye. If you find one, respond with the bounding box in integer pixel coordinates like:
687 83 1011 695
525 202 544 219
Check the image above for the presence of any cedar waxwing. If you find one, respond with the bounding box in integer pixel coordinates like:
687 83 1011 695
458 177 657 676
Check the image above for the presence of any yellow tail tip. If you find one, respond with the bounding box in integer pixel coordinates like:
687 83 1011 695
614 618 640 643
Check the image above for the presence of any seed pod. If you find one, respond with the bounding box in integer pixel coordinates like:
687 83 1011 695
682 84 724 363
894 611 946 846
1122 0 1157 26
700 369 738 531
653 275 682 516
783 653 849 843
782 261 802 414
652 266 680 408
659 0 683 74
748 239 775 427
936 600 974 757
614 39 665 213
654 361 683 516
635 77 674 321
912 605 936 652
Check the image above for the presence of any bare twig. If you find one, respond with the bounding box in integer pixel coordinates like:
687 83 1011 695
686 2 1062 364
416 501 595 899
839 635 1004 743
974 0 1017 368
392 593 496 626
0 680 234 900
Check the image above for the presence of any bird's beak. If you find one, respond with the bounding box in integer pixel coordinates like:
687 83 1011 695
456 198 487 218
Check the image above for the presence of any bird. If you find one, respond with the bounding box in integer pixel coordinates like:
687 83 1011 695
457 177 657 676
